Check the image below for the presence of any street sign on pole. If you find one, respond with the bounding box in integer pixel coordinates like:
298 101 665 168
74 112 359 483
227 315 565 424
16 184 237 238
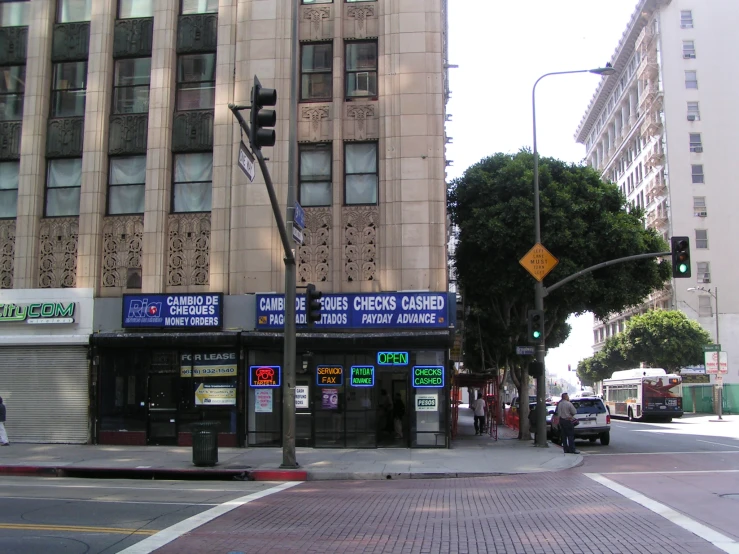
292 226 303 245
519 243 559 282
294 202 305 230
705 351 727 374
516 346 535 356
715 374 723 387
238 142 255 182
703 344 721 352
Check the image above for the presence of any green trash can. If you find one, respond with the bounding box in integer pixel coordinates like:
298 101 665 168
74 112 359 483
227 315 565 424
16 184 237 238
192 421 219 467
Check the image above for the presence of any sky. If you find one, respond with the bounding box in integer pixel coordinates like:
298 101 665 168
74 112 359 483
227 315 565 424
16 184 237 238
445 0 640 383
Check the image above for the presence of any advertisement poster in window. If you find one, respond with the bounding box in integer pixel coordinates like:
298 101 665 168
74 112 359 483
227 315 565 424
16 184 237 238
295 386 309 409
194 383 236 406
322 388 338 410
255 389 273 413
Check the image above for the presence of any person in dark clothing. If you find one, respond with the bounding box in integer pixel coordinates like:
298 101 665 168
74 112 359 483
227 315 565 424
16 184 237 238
393 393 405 438
0 397 8 446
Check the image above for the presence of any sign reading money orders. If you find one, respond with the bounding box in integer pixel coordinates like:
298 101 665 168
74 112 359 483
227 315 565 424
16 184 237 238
412 366 444 388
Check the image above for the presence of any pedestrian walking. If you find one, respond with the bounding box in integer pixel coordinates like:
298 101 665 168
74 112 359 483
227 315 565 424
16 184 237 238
0 397 9 446
556 393 579 454
472 392 486 435
392 393 405 439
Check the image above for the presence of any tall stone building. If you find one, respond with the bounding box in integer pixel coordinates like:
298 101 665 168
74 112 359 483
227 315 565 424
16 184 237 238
0 0 453 447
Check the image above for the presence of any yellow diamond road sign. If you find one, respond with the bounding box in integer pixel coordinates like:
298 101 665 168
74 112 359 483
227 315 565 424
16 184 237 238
519 243 559 282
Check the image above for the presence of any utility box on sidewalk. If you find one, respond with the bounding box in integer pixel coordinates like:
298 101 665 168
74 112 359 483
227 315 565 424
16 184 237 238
192 421 219 467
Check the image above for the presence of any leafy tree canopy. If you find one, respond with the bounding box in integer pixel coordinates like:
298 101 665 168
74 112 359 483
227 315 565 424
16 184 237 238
576 309 713 382
450 150 671 366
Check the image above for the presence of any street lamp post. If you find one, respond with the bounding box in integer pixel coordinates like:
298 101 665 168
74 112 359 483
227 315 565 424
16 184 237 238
687 286 722 420
532 66 615 447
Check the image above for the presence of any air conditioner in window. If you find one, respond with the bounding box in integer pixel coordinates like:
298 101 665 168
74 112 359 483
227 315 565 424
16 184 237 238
680 24 694 29
702 276 711 283
693 146 703 153
683 53 696 59
353 72 370 95
687 114 696 121
695 210 707 217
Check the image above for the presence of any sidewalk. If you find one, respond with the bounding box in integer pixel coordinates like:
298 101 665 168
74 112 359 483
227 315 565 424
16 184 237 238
0 413 580 481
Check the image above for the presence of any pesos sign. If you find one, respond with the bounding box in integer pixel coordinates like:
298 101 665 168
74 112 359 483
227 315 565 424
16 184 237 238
519 243 558 282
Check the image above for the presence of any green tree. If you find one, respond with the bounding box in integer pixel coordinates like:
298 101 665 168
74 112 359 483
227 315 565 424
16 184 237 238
449 151 671 438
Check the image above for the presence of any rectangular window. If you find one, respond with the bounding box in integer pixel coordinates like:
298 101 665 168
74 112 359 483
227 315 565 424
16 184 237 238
176 54 216 111
680 10 693 29
119 0 153 19
693 196 706 217
697 261 710 283
51 61 87 117
181 0 218 14
345 41 377 98
299 143 332 206
695 229 708 249
698 296 712 317
58 0 91 23
46 158 82 217
0 1 30 26
301 43 332 102
0 161 19 218
685 70 698 89
344 141 377 205
691 164 704 183
0 65 25 120
302 0 332 3
113 58 151 114
687 101 700 121
682 40 696 59
108 156 146 215
689 133 702 152
173 153 212 213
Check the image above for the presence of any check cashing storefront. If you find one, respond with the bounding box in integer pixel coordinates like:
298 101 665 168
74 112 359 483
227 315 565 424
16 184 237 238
248 291 455 449
0 289 94 443
91 293 244 447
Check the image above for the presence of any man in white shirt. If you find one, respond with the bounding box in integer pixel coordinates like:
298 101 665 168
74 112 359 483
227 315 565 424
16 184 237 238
472 393 486 436
556 393 579 454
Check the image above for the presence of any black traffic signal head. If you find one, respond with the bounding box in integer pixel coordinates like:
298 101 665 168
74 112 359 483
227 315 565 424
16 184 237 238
250 76 277 150
305 283 323 326
529 361 544 379
670 236 691 278
527 309 545 344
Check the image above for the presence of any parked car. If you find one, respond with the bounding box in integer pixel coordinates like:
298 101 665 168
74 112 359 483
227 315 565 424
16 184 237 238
510 395 537 413
551 396 611 445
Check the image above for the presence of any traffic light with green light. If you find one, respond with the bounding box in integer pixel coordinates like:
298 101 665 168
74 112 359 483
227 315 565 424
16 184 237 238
527 309 545 344
670 236 691 278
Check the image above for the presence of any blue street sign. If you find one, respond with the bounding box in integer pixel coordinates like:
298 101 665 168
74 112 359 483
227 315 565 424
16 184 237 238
294 202 305 230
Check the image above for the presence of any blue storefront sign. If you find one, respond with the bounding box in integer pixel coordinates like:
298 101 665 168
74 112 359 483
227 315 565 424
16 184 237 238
122 294 223 329
256 292 452 330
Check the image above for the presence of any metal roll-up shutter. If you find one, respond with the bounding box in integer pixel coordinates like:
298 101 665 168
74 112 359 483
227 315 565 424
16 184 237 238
0 346 89 444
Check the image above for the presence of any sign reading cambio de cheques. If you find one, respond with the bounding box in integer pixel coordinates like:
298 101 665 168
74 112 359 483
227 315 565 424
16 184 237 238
123 294 223 329
256 292 451 330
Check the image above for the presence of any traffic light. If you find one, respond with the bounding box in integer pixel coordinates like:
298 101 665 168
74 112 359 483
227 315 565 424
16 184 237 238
305 283 322 326
250 76 277 150
527 309 545 344
670 236 691 278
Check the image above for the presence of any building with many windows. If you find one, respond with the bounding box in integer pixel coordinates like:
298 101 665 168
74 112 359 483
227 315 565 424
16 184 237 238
575 0 738 384
0 0 452 447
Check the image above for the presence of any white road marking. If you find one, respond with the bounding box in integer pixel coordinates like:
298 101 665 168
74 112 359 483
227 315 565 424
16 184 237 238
0 495 219 506
600 470 739 475
118 481 302 554
697 440 739 449
576 450 739 456
0 482 258 493
586 473 739 554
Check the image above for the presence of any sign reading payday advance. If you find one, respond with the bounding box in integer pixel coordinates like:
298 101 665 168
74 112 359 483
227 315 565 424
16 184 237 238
0 302 75 324
181 352 237 377
123 294 223 329
412 366 444 388
316 365 343 386
250 365 281 388
256 292 450 330
194 383 236 406
350 366 374 387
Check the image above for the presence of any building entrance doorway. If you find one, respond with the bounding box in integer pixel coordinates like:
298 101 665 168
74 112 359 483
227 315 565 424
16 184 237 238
147 373 178 445
377 371 408 447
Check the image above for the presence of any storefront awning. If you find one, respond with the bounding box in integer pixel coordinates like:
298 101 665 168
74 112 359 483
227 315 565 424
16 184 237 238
242 329 454 350
90 331 240 347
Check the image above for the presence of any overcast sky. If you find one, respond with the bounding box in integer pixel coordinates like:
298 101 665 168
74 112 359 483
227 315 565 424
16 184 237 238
445 0 639 381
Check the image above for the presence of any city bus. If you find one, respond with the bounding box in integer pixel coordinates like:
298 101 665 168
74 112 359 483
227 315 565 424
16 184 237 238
602 368 683 421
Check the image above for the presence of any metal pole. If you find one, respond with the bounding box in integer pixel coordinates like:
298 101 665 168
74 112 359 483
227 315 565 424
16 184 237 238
531 68 611 447
280 0 300 468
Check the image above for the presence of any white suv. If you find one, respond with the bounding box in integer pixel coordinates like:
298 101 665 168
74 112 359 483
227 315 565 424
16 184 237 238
552 396 611 446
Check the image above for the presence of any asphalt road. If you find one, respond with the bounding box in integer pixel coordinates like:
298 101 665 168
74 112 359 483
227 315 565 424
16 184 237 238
0 478 274 554
1 417 737 553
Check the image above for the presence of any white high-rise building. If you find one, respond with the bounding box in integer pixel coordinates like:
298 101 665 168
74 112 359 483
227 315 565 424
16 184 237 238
575 0 738 383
